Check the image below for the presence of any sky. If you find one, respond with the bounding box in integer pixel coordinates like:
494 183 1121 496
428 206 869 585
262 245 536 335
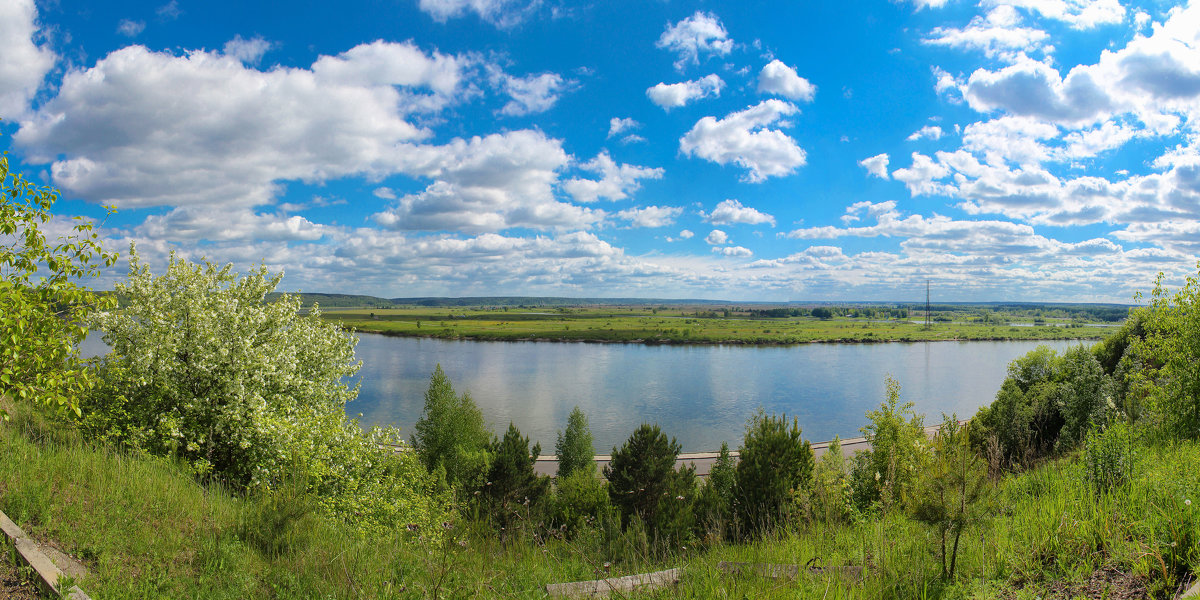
2 0 1199 302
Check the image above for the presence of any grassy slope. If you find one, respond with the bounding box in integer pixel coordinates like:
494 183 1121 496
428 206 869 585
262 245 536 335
323 307 1113 345
3 401 1196 599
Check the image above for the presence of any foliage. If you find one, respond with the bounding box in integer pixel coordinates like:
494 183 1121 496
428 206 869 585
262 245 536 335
807 435 853 524
86 249 358 486
82 250 448 534
695 441 736 538
1082 418 1136 493
603 423 696 549
908 414 993 580
1131 264 1200 439
0 152 117 417
411 364 492 492
555 406 595 478
734 409 814 537
853 376 927 513
548 468 610 539
482 422 550 532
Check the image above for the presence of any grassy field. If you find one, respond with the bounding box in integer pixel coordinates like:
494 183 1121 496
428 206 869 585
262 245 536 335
321 306 1117 345
2 399 1196 599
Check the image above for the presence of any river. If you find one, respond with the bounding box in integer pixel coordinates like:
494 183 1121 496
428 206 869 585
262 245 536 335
348 335 1084 453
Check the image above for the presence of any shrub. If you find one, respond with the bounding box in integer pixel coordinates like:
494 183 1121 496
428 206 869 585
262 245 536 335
695 442 735 538
0 152 117 418
807 436 853 524
483 422 550 532
549 468 610 539
555 406 595 479
908 414 992 580
852 376 927 513
604 423 696 549
734 409 813 537
1082 419 1136 493
412 364 492 493
88 249 360 487
1131 265 1200 439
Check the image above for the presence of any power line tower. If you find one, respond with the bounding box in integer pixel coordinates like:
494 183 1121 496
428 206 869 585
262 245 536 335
925 279 931 328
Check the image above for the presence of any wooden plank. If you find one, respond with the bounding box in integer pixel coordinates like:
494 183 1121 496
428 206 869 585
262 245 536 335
0 509 93 600
718 561 863 582
545 567 681 598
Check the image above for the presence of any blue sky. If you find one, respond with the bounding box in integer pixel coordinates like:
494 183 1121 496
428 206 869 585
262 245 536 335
2 0 1198 302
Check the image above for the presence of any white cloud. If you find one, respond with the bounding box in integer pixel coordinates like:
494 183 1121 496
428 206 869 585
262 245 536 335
678 229 694 239
908 125 944 141
705 229 729 245
680 99 806 183
859 153 890 179
991 0 1125 29
0 0 55 119
892 152 952 195
646 74 724 110
757 60 816 102
562 151 664 203
136 207 327 242
608 117 640 138
498 72 568 116
372 130 603 232
657 11 733 71
911 0 952 9
714 245 753 257
925 6 1049 61
616 205 683 228
704 199 776 226
14 41 472 208
962 56 1113 125
417 0 538 27
223 35 272 65
117 19 145 37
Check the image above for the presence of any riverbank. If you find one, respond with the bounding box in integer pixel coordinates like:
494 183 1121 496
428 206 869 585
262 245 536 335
327 308 1113 346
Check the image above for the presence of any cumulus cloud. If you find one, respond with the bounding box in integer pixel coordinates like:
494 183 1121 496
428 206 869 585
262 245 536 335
893 152 952 195
713 245 753 257
680 99 806 182
925 6 1049 61
13 41 472 209
908 125 944 141
757 60 816 102
616 205 683 228
417 0 538 27
562 151 664 203
963 56 1113 125
993 0 1125 29
608 117 640 138
705 229 729 245
678 229 694 239
646 74 724 110
498 71 569 116
657 11 733 71
704 199 776 226
859 153 890 179
0 0 55 119
136 207 327 242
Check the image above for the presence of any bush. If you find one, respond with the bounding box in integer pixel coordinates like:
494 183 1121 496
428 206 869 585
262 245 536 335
807 436 853 524
852 376 927 513
483 423 550 532
555 406 595 479
604 423 696 549
734 410 813 537
0 152 117 418
549 469 610 539
695 442 735 539
84 250 450 535
1082 419 1136 493
1131 265 1200 439
412 364 492 493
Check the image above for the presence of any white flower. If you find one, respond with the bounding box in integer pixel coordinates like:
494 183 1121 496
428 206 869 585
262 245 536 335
1187 499 1192 507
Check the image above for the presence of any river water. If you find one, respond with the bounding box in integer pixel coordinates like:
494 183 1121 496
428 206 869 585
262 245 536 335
347 335 1084 453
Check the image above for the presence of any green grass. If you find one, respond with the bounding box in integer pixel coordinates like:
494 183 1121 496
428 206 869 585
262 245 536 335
3 402 1196 598
323 306 1113 345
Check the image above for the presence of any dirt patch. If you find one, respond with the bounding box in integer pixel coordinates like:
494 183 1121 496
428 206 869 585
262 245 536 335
1006 567 1151 599
0 551 42 600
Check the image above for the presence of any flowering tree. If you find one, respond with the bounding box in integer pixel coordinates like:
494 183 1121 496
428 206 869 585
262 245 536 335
1 151 117 417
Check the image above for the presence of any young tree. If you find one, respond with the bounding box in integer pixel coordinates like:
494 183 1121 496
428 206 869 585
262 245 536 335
1131 265 1200 438
411 364 492 491
852 376 927 513
734 410 814 537
909 414 992 580
555 406 595 478
483 422 550 531
604 423 696 546
1 152 117 418
695 441 736 537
